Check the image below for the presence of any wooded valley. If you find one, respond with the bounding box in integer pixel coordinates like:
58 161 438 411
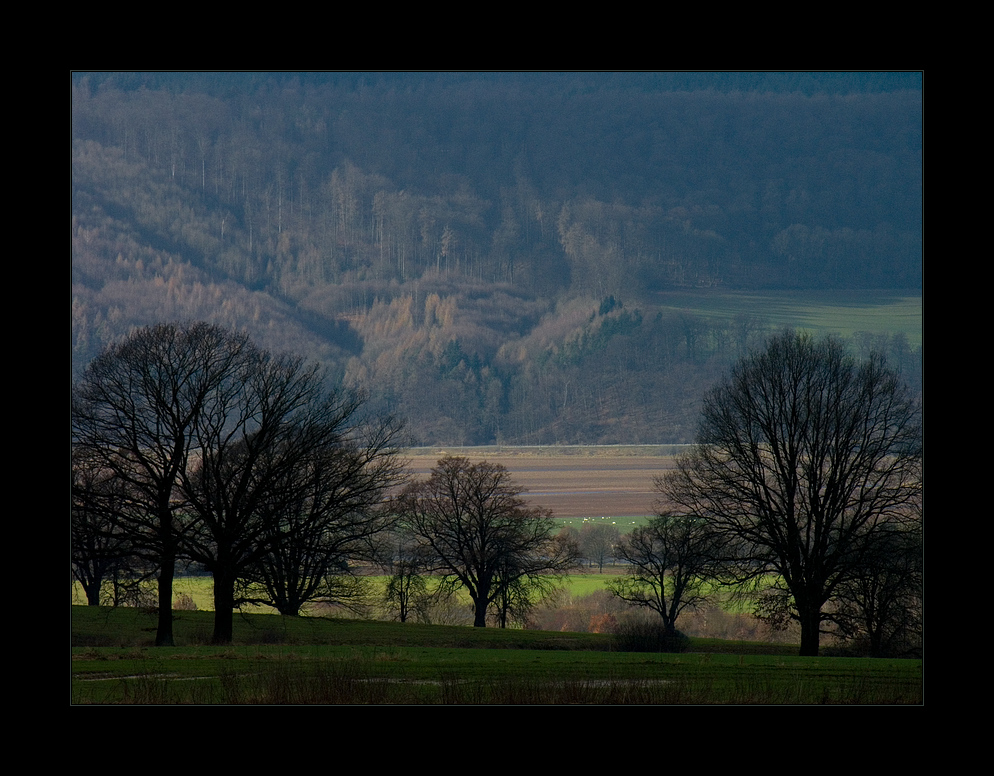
71 72 922 445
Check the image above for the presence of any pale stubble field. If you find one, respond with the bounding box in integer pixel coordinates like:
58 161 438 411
406 450 678 520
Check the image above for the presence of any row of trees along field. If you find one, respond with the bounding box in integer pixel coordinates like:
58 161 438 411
71 322 579 643
73 322 921 657
71 323 407 644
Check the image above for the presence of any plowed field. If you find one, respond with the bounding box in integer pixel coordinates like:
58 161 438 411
407 452 676 519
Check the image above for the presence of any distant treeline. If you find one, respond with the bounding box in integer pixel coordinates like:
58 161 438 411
74 71 923 97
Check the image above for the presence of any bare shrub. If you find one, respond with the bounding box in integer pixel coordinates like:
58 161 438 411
613 617 690 653
111 574 157 608
589 613 617 634
676 603 801 644
526 589 628 633
527 587 801 645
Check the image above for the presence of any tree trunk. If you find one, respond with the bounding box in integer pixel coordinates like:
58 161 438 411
212 570 236 644
869 625 884 658
797 601 821 657
83 577 102 606
472 589 488 627
155 558 175 646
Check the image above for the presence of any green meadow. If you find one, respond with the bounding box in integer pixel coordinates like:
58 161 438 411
653 289 922 346
72 568 646 615
71 606 921 704
69 565 789 620
555 515 651 533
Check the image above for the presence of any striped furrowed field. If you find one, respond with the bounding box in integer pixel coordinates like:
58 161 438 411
406 446 676 521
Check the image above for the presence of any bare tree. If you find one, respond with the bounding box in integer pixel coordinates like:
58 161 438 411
490 527 579 628
578 523 620 572
73 322 406 644
829 517 922 657
180 352 400 643
609 512 722 634
380 527 434 623
396 457 579 628
662 331 922 656
242 411 407 617
71 449 137 606
71 323 255 645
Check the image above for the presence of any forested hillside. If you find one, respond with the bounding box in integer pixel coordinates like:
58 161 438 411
71 72 922 444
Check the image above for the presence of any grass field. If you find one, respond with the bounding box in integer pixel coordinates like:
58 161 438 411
71 606 922 704
651 289 923 346
72 569 634 615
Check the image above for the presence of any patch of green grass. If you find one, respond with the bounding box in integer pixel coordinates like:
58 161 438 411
72 641 922 705
652 289 922 346
559 573 621 597
555 515 651 533
71 605 922 704
70 605 610 650
71 577 280 615
72 566 761 619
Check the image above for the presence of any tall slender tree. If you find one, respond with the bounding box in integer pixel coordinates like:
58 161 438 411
71 448 136 606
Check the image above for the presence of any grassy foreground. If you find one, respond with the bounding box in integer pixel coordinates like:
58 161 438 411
71 606 922 704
